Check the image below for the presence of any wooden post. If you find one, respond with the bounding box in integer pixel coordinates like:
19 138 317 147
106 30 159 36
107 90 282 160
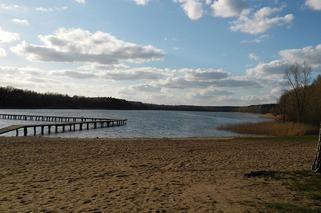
312 123 321 173
24 127 27 136
33 127 36 136
41 126 44 135
16 129 19 137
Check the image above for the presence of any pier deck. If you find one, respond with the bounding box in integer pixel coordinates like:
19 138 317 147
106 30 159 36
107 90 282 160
0 113 115 123
0 113 127 136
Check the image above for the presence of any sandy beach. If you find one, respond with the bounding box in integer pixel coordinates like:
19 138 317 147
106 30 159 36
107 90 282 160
0 136 318 212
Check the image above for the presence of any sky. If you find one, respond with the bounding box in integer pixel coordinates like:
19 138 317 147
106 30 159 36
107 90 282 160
0 0 321 106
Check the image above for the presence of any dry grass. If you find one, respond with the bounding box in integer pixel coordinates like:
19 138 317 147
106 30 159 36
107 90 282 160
218 121 318 136
260 113 278 120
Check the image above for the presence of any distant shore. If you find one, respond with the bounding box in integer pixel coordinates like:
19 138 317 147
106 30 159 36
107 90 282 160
0 86 276 113
0 136 319 212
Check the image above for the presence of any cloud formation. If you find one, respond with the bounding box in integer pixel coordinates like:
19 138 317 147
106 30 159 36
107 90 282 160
230 7 294 34
211 0 247 18
104 67 166 81
246 60 291 79
279 44 321 68
0 4 23 11
0 27 20 43
12 18 30 26
306 0 321 10
175 0 204 20
74 0 86 4
12 28 165 65
247 43 321 81
248 53 259 61
0 48 6 57
132 1 294 34
35 6 68 12
134 0 150 6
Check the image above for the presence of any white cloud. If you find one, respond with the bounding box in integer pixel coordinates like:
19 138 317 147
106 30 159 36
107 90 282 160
0 27 20 43
175 0 204 20
104 67 167 81
134 0 150 6
54 70 97 79
279 44 321 68
75 0 86 4
129 84 161 93
78 63 129 71
49 65 261 91
211 0 247 18
185 68 229 80
0 4 23 10
134 0 205 19
248 53 259 61
246 60 291 79
12 18 30 26
306 0 321 10
12 28 165 65
230 7 294 34
246 43 321 82
0 48 6 57
35 6 68 12
189 87 234 99
158 68 260 89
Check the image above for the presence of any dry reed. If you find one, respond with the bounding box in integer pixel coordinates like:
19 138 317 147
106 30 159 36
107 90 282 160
218 121 318 136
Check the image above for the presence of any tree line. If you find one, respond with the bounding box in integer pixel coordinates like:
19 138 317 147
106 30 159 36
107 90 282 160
0 86 143 110
0 86 275 112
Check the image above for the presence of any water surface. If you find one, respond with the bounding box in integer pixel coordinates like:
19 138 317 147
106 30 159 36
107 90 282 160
0 109 269 138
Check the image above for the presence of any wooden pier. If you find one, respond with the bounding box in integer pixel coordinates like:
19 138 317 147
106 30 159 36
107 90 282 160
0 113 114 123
0 113 127 136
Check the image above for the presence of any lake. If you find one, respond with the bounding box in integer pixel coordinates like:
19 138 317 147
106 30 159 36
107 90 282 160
0 109 269 138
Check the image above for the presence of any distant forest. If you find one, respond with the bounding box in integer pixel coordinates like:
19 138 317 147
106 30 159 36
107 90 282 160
0 86 276 113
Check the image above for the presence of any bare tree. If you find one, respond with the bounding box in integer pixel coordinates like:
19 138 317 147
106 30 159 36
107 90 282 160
285 62 312 122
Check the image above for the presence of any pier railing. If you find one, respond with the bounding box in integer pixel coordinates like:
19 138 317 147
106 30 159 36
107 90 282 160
0 113 115 123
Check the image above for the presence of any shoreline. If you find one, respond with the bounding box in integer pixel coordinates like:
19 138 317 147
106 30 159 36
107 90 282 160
0 135 278 142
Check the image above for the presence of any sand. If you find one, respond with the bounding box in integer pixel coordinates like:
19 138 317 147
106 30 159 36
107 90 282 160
0 137 317 212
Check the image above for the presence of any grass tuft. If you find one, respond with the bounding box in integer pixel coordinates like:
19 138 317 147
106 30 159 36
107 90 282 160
245 170 321 212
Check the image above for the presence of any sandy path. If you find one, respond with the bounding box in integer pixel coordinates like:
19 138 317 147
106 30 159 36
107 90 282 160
0 137 316 212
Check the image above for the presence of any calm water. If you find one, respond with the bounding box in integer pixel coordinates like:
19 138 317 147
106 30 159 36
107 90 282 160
0 109 269 138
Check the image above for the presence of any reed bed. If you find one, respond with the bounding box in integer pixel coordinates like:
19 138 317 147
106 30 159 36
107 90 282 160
218 121 318 136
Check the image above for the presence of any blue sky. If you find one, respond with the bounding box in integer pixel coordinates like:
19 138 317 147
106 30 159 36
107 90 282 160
0 0 321 106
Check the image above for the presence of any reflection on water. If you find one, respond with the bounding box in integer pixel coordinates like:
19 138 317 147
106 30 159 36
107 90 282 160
0 109 269 138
